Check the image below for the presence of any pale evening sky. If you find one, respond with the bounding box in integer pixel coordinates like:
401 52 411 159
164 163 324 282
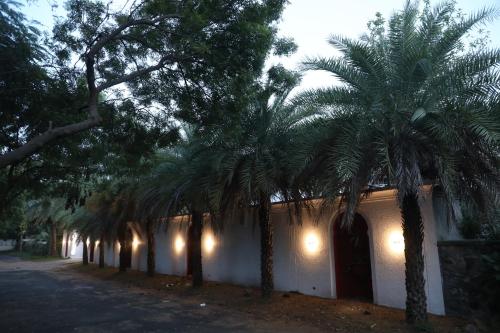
21 0 500 93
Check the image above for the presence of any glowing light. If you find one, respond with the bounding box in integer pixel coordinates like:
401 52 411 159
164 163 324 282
86 238 90 246
304 232 320 254
117 242 121 251
174 235 185 254
132 237 140 249
95 240 100 246
204 234 215 253
389 231 405 254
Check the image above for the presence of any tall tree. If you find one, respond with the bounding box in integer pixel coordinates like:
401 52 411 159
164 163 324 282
298 1 499 323
0 0 183 167
211 66 310 297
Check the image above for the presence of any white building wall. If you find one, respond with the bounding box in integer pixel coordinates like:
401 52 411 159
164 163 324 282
61 231 83 259
83 188 446 315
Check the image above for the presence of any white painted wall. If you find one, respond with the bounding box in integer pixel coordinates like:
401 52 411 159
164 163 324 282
0 239 16 252
60 231 83 259
85 188 446 315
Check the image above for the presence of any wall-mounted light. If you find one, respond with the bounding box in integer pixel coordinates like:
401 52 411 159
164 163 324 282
204 234 215 254
304 232 320 254
174 235 185 254
132 237 140 250
86 238 90 246
389 231 405 254
95 240 100 246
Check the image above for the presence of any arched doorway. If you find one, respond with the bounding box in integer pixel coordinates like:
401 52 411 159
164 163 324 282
333 213 373 301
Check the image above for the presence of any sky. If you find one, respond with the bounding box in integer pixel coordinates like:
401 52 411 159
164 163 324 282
21 0 500 92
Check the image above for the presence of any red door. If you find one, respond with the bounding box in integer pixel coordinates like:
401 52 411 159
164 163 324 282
334 213 373 300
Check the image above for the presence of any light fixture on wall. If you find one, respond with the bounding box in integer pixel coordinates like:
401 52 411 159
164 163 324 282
95 240 100 246
175 235 185 254
86 238 90 246
389 231 405 254
304 232 320 254
132 237 140 249
204 234 215 254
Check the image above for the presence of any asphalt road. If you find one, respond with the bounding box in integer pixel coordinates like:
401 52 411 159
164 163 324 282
0 255 319 333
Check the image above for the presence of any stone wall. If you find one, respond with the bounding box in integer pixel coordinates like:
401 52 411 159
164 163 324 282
437 240 500 320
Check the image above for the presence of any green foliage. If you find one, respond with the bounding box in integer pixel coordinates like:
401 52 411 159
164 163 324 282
208 65 306 214
23 232 50 256
458 213 482 239
297 0 500 227
137 0 289 128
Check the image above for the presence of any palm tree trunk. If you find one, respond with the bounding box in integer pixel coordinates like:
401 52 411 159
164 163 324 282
82 237 89 265
98 235 105 268
401 192 428 324
49 218 58 257
259 191 273 297
191 210 203 288
118 227 127 272
89 239 95 262
16 232 23 252
64 232 70 258
146 219 155 277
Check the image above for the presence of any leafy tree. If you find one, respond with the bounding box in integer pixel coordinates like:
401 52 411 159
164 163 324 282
0 1 179 241
298 1 499 324
0 0 183 167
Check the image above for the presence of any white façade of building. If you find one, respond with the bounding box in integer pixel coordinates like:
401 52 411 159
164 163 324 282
69 187 449 315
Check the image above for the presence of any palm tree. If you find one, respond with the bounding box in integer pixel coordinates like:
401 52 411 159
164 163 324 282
73 184 136 270
298 1 499 324
211 66 312 297
137 136 217 285
26 198 72 257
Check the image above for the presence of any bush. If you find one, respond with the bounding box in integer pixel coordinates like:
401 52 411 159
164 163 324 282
23 232 49 256
459 214 481 239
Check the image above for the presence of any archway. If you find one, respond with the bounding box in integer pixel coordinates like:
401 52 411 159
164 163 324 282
333 213 373 301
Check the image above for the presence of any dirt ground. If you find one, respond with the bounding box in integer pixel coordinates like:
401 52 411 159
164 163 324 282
65 263 478 333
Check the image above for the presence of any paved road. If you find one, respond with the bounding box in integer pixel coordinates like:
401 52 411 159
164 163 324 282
0 255 320 333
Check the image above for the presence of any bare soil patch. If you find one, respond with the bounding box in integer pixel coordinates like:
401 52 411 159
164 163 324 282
62 263 479 333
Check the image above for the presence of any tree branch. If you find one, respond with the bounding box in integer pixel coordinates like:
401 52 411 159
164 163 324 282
96 56 169 92
0 118 101 168
0 10 182 168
